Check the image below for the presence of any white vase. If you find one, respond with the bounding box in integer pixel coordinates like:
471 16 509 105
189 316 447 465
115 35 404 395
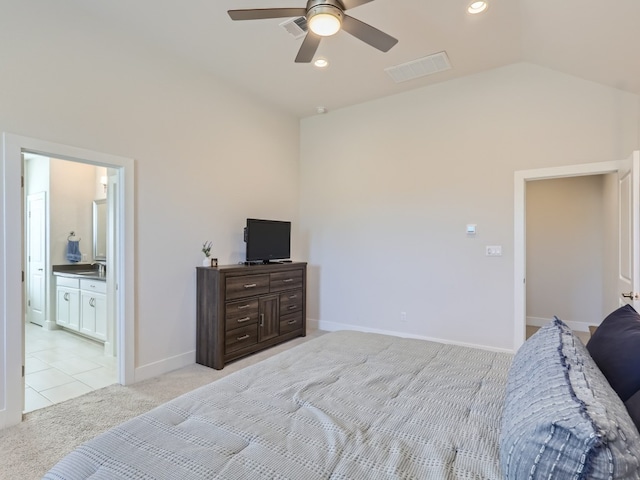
202 257 211 267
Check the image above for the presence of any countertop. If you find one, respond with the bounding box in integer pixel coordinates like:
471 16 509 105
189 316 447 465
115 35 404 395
52 264 106 281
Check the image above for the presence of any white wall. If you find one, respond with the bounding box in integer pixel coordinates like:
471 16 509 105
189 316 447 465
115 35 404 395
602 172 620 317
300 62 639 351
525 175 610 330
0 0 299 406
50 159 97 265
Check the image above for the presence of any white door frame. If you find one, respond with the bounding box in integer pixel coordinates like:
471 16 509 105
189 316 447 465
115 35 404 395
1 133 136 429
514 159 629 351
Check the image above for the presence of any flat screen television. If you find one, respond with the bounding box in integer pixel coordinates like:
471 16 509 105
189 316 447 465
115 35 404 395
245 218 291 263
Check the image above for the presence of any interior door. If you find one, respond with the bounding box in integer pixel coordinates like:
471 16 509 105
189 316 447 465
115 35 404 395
26 192 46 326
618 151 640 309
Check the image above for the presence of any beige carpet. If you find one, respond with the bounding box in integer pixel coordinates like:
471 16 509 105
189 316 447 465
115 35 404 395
0 331 324 480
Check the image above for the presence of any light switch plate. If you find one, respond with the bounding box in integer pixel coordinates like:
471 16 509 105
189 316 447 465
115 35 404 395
486 245 502 256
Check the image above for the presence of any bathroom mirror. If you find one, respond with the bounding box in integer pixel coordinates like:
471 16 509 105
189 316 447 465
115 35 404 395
93 199 107 261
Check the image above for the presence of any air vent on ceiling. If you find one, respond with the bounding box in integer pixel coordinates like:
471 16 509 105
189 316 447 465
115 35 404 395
279 17 308 39
385 51 452 83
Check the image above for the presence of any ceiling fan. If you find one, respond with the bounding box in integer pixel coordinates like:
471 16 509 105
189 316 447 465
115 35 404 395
228 0 398 63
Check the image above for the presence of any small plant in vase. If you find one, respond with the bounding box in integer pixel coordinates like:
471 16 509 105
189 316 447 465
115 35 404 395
201 241 213 266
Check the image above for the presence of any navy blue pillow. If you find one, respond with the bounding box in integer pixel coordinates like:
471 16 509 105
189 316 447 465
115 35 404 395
587 304 640 409
627 390 640 432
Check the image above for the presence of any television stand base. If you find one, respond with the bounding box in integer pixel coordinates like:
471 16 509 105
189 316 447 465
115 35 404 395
243 260 293 265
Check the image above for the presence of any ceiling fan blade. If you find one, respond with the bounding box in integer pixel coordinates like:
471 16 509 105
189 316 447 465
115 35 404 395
295 32 322 63
228 8 306 21
340 0 374 10
341 14 398 52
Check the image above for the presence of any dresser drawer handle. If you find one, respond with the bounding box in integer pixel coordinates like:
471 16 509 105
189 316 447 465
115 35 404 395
237 304 251 310
288 305 297 310
289 294 297 299
237 317 251 323
282 278 294 283
243 283 257 289
287 319 297 325
237 334 250 341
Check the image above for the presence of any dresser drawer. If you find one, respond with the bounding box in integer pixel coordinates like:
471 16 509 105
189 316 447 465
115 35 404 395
280 312 303 334
226 274 270 300
225 298 259 331
279 290 303 316
225 324 258 353
270 270 303 292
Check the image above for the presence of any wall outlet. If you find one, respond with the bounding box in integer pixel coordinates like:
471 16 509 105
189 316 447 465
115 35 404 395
82 253 88 261
400 312 407 323
485 246 502 257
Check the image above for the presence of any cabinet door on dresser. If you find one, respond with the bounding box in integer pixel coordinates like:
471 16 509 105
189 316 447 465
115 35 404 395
259 295 279 342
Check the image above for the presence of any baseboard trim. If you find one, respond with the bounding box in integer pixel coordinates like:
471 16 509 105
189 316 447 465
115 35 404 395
527 316 591 333
134 350 196 383
0 409 8 430
313 318 514 354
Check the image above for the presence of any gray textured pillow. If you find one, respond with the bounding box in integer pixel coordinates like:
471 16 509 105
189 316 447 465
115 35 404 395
500 318 640 479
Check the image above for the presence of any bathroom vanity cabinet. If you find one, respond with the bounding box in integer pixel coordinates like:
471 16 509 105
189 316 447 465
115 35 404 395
56 276 81 331
55 275 107 342
196 262 307 370
79 279 107 341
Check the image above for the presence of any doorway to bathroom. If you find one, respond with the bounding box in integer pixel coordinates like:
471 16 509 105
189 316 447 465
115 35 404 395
1 132 135 429
23 154 117 412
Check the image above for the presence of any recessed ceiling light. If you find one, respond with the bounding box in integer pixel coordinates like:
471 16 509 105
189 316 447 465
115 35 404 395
467 1 488 14
314 58 329 68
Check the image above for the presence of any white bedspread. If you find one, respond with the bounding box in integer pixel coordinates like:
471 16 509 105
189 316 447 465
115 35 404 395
45 331 512 479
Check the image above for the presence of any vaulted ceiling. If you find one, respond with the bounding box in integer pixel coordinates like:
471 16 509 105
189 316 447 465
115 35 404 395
68 0 640 118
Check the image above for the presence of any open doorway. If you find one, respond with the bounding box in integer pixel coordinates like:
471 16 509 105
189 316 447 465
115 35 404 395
524 174 616 345
514 152 640 351
23 154 117 412
1 133 135 430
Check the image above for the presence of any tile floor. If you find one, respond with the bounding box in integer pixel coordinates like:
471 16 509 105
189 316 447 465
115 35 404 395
24 322 117 413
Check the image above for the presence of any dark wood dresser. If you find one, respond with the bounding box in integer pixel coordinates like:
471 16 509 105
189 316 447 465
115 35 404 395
196 262 307 369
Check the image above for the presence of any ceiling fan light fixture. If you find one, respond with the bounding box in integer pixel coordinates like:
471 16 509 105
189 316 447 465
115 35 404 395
307 5 343 36
467 1 488 14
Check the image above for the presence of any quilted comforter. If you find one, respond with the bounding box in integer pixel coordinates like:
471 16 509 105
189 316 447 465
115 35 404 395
44 330 512 479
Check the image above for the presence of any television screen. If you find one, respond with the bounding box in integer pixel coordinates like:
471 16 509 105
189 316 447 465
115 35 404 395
245 219 291 262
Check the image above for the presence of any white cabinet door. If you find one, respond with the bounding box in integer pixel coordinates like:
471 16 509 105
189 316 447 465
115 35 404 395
94 294 107 340
80 291 97 337
80 292 106 341
80 278 107 341
56 287 80 331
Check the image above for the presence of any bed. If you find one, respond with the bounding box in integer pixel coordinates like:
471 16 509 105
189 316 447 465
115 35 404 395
44 316 640 480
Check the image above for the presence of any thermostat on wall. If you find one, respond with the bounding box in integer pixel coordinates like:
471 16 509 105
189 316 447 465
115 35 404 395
466 224 477 236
